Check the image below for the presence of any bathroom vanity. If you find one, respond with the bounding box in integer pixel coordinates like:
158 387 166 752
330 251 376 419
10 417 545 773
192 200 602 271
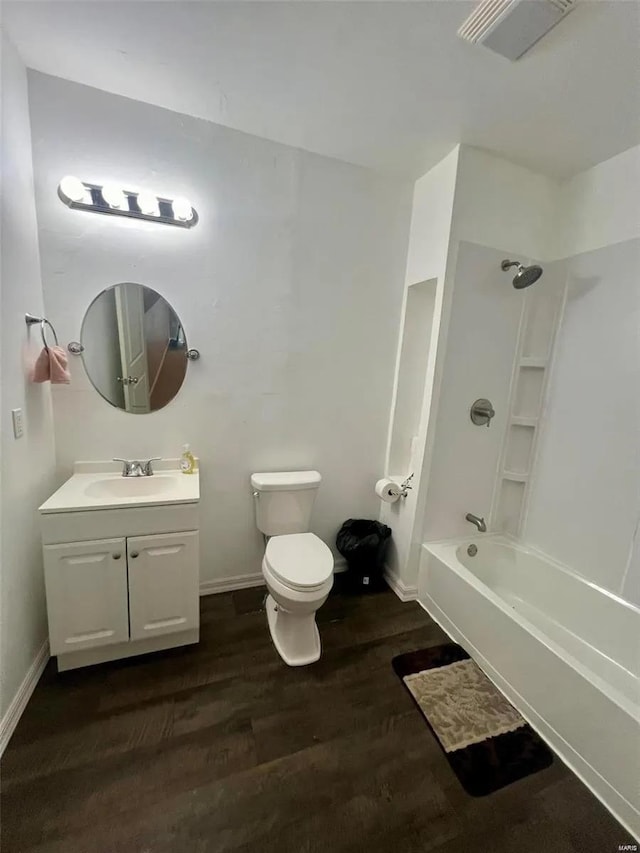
39 460 200 671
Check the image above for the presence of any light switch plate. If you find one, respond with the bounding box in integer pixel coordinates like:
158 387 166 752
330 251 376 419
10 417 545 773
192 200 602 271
11 408 24 439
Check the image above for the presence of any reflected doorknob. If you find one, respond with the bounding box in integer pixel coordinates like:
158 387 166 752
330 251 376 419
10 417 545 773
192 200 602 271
130 552 139 559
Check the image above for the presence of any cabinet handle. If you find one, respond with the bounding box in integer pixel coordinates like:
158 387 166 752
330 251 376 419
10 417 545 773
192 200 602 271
112 553 122 560
130 552 139 558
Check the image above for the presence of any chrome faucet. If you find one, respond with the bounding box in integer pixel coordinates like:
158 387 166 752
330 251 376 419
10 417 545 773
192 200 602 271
113 458 161 477
465 513 487 532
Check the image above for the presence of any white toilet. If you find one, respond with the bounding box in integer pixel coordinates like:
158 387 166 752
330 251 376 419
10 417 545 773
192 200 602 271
250 470 334 666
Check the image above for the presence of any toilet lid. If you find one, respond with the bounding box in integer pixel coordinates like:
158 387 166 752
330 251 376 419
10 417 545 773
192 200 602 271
265 533 334 591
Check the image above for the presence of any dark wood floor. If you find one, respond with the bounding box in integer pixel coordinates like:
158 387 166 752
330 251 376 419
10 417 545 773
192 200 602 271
1 581 633 852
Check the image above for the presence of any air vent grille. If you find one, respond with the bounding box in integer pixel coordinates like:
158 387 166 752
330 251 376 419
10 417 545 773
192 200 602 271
458 0 516 42
458 0 577 59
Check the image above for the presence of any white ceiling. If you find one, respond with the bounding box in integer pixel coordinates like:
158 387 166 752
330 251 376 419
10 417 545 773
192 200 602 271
4 0 639 179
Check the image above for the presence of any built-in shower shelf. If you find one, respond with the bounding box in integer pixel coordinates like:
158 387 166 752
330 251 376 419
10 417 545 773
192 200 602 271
502 470 528 483
493 271 565 538
510 416 537 427
519 357 547 369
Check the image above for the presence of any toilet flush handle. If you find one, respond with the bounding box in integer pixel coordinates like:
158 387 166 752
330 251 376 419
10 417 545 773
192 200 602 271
252 491 259 498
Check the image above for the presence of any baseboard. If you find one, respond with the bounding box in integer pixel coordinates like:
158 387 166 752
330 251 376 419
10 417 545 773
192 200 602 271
0 639 49 756
200 573 265 596
384 565 418 602
333 556 347 573
200 556 348 597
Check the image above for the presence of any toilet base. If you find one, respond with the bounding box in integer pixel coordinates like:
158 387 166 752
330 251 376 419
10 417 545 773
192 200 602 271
265 594 321 666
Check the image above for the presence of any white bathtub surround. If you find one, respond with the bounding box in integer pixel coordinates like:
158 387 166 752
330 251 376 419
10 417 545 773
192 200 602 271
381 146 560 592
525 238 640 604
491 258 566 537
0 33 57 753
419 536 640 839
27 71 412 590
382 144 640 606
520 149 640 607
421 242 532 542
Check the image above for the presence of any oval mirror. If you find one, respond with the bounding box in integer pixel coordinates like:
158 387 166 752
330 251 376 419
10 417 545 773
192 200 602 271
81 283 187 413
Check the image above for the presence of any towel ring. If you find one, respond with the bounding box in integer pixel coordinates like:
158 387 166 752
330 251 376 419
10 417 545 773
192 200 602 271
25 313 59 352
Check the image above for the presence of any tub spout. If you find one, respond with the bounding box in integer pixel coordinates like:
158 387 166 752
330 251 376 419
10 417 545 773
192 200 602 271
465 513 486 532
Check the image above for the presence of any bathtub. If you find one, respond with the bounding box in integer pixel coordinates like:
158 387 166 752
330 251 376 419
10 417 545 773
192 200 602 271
419 535 640 839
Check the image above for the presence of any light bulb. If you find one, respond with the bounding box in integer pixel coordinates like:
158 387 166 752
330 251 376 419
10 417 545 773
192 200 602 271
59 175 86 204
137 191 160 216
102 182 125 209
172 197 193 221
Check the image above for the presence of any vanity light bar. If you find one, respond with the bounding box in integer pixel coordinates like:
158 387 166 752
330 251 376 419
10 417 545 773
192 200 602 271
57 176 198 228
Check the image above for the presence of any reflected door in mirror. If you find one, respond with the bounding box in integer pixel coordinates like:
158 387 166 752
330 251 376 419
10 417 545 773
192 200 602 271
80 283 188 413
115 283 150 413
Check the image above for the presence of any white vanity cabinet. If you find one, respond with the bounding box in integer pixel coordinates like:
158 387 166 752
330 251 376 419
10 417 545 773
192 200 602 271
39 464 200 672
126 531 199 640
43 537 130 654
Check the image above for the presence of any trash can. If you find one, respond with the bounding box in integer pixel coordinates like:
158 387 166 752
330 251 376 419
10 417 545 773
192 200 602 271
336 519 392 593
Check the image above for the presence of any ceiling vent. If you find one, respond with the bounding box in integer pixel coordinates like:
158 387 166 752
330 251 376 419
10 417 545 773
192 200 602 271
458 0 577 60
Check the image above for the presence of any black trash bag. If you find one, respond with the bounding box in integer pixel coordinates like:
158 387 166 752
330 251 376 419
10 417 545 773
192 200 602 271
336 519 392 593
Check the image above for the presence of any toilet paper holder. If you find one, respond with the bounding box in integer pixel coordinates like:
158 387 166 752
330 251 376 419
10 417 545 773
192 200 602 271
399 473 414 497
375 473 414 503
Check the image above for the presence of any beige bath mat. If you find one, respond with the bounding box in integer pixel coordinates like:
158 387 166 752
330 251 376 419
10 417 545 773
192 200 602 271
403 658 525 752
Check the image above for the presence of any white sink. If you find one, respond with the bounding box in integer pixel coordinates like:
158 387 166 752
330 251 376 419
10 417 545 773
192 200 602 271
84 475 176 499
39 460 199 513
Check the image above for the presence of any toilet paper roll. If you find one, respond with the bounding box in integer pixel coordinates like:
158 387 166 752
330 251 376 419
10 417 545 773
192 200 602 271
375 478 401 504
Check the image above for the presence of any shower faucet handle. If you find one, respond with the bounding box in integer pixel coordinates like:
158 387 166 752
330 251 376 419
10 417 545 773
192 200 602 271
470 399 495 427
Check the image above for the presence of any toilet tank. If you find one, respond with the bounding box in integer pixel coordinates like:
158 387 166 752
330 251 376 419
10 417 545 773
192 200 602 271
251 470 321 536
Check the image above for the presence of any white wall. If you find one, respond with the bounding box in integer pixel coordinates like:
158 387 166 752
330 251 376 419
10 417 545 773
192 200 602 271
381 147 459 590
453 146 558 261
387 279 437 477
0 34 57 729
27 72 412 585
403 147 459 286
554 145 640 259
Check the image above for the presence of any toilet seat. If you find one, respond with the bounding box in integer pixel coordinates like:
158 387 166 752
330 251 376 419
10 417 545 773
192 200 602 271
265 533 334 592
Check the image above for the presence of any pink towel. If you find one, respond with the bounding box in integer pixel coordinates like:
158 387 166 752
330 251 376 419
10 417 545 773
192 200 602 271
30 346 71 384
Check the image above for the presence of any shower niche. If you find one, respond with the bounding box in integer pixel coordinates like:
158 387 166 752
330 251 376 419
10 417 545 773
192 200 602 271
386 278 437 479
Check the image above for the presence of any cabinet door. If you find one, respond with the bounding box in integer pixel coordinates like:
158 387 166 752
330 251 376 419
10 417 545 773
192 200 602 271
43 538 129 655
127 531 199 641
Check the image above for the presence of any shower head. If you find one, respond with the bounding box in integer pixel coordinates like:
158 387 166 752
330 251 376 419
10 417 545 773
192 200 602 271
501 259 543 289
